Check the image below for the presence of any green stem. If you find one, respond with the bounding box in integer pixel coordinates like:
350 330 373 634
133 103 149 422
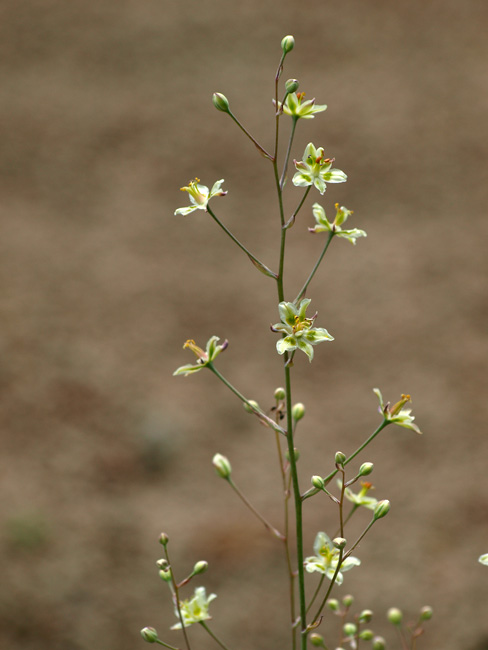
155 639 181 650
306 574 325 613
164 546 192 650
284 361 307 650
343 518 376 559
280 117 298 189
199 621 234 650
207 207 277 278
207 364 286 435
302 421 389 500
227 110 273 160
310 549 344 628
294 232 334 303
283 186 311 230
227 477 285 540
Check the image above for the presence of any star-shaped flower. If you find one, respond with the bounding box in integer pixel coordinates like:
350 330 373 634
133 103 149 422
309 203 367 245
292 143 347 195
275 92 327 119
174 178 227 216
374 388 422 434
173 337 228 376
271 299 333 362
171 587 217 629
304 532 361 584
341 480 378 511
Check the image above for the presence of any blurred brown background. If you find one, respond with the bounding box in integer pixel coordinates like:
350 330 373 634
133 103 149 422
1 1 487 649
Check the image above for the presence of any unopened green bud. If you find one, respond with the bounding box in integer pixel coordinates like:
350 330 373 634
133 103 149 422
374 499 391 521
193 560 208 575
420 606 433 621
335 451 346 467
309 633 326 647
359 462 374 476
333 537 347 550
343 623 357 637
342 594 354 607
358 609 373 623
285 79 299 94
159 568 172 582
274 387 286 400
212 92 230 113
141 627 159 643
243 399 260 413
327 598 340 612
372 636 386 650
285 447 300 462
360 629 374 641
212 453 232 479
159 532 169 546
387 607 403 625
292 403 305 421
281 35 295 54
311 475 324 489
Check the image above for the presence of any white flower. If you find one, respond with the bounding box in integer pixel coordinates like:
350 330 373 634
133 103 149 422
479 554 488 566
374 388 422 434
173 337 228 376
309 203 367 245
175 178 227 216
271 299 333 362
171 586 217 629
304 532 360 585
293 143 347 195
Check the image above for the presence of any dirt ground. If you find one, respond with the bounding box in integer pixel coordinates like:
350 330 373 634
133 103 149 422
1 1 488 649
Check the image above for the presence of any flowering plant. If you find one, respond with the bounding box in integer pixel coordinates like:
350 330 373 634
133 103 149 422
140 35 443 650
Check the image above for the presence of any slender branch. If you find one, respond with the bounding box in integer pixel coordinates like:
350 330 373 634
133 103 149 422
155 639 181 650
343 518 376 560
280 117 298 189
227 477 285 540
164 546 192 650
199 622 234 650
206 206 277 278
283 186 311 230
306 574 325 613
310 549 344 628
207 364 286 435
294 232 334 303
227 110 273 160
302 421 390 500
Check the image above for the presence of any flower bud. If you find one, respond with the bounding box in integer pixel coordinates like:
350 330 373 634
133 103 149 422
372 636 386 650
281 35 295 54
292 403 305 421
343 623 357 637
212 92 230 113
285 79 299 94
358 609 373 623
309 633 325 647
359 462 374 476
141 627 159 643
420 606 433 621
326 598 340 612
311 475 324 490
159 532 169 546
274 387 286 400
342 594 354 607
387 607 403 625
285 447 300 462
212 453 232 479
373 499 391 521
243 399 260 413
359 630 374 641
193 560 208 575
159 568 172 582
335 451 346 467
333 537 347 550
156 558 169 570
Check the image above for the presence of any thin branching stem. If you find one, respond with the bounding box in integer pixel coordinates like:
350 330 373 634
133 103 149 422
227 477 285 540
294 232 334 303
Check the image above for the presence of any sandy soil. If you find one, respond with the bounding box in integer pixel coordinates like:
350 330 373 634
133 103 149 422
1 1 488 649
